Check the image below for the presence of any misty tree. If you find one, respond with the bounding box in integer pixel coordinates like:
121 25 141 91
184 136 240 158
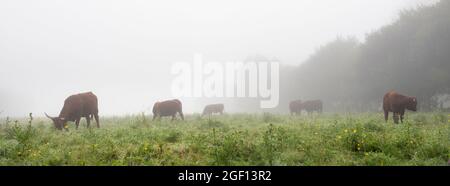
280 0 450 112
197 1 450 113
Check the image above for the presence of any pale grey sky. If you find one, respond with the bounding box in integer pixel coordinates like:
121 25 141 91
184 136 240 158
0 0 438 116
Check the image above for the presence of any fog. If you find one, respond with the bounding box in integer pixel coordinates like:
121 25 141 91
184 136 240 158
0 0 439 117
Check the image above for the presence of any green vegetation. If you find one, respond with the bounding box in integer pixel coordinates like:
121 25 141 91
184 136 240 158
0 113 449 166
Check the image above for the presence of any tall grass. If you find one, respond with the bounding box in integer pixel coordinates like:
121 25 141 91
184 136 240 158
0 112 448 165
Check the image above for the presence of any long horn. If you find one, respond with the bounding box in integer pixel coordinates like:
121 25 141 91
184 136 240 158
44 112 54 119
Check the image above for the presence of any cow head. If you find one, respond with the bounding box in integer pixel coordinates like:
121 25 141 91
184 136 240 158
45 113 67 130
407 97 417 111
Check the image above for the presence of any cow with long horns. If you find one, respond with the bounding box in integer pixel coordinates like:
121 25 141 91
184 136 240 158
45 92 99 130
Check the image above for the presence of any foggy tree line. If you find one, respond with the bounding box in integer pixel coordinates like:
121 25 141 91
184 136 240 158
220 1 450 113
276 0 450 113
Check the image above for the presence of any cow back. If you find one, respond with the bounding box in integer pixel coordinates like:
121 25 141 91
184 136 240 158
153 99 182 116
383 91 417 112
289 100 302 112
301 100 323 112
59 92 98 121
203 104 224 115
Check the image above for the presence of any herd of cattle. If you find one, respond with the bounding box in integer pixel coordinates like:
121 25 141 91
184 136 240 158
44 90 417 130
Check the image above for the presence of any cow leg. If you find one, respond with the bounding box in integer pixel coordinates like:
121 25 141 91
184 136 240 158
171 115 176 121
75 118 80 130
384 111 389 122
400 110 405 123
179 111 184 120
94 114 100 128
393 112 399 124
153 114 160 121
86 116 91 128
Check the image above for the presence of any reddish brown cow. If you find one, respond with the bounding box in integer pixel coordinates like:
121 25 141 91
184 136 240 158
202 104 224 116
383 91 417 124
153 99 184 121
45 92 99 130
289 100 302 115
300 100 323 114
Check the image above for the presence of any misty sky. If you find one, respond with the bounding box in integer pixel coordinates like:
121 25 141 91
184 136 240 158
0 0 438 117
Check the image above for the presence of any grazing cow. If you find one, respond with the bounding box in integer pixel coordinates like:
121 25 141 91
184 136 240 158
300 100 323 114
202 104 224 116
383 91 417 124
289 100 302 115
45 92 99 130
153 99 184 121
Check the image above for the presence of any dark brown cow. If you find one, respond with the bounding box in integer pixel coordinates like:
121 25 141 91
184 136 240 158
153 99 184 121
300 100 323 114
383 91 417 124
45 92 99 130
289 100 302 115
202 104 224 116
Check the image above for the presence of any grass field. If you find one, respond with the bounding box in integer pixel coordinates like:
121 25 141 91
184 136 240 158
0 112 449 166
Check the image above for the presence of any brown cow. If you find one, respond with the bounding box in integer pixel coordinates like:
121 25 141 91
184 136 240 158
45 92 99 130
383 91 417 124
153 99 184 121
202 104 224 116
300 100 323 114
289 100 302 115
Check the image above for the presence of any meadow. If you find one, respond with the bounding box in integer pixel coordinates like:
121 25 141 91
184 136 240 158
0 112 449 166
